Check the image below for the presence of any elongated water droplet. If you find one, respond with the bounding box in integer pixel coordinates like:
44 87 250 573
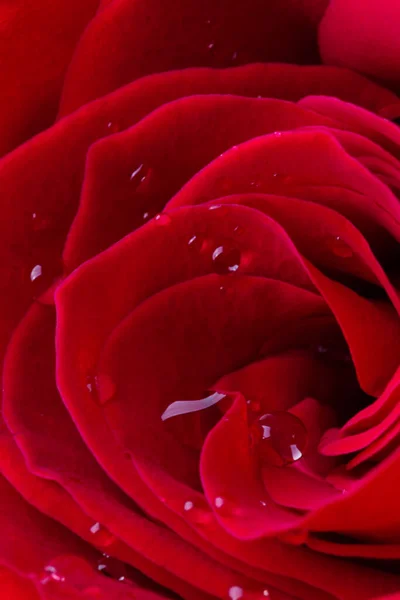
250 412 307 467
212 245 241 274
30 264 42 282
89 523 115 547
161 392 225 421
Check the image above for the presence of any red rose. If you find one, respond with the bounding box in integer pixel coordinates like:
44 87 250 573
1 1 400 599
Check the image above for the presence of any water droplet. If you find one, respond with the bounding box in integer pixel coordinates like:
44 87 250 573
161 392 225 421
187 234 206 252
106 121 120 134
259 500 267 507
208 204 221 211
30 264 42 282
228 586 244 600
97 554 128 581
182 498 213 526
208 42 215 50
330 236 353 258
129 163 149 188
86 374 115 406
250 411 308 467
39 565 66 585
154 213 171 226
249 180 260 189
273 131 282 137
212 245 241 274
213 495 236 518
89 523 115 547
233 225 244 235
231 51 238 62
32 212 37 220
246 398 261 413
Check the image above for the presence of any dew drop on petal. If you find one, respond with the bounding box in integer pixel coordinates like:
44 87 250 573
182 498 213 526
89 523 115 547
246 398 261 413
212 245 241 274
97 554 128 581
39 565 66 586
228 586 244 600
250 412 308 467
129 163 149 188
106 121 120 134
30 264 42 282
330 236 353 258
161 392 226 421
213 495 236 518
154 213 171 226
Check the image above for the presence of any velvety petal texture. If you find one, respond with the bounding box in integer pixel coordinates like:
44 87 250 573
1 2 400 600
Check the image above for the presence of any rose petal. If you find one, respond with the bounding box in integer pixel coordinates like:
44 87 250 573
58 0 321 114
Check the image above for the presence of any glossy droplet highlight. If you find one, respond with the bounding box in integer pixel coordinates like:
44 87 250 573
97 554 128 582
129 163 149 187
213 495 236 518
30 264 42 282
330 236 353 258
86 374 115 406
246 398 261 413
229 586 244 600
40 565 65 585
183 498 213 526
154 213 171 226
106 121 120 134
250 411 307 467
212 245 241 274
161 392 225 421
89 522 115 547
228 586 270 599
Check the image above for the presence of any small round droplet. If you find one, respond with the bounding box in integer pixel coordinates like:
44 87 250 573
154 213 171 226
212 245 241 274
106 121 120 134
228 586 244 600
249 180 260 189
89 523 115 547
208 42 215 51
250 412 307 467
30 264 42 282
273 131 282 137
246 398 261 413
231 51 238 62
330 236 353 258
233 225 244 235
182 498 213 526
213 495 236 518
187 234 206 253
